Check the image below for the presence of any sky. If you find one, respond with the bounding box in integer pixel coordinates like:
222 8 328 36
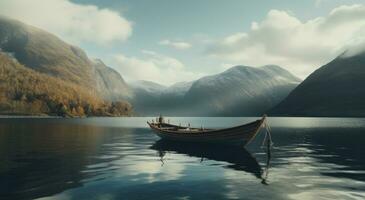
1 0 365 85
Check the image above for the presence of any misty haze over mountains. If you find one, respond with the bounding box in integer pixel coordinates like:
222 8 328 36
130 65 301 116
1 16 365 117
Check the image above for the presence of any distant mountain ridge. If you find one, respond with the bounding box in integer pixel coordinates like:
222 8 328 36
270 51 365 117
130 65 301 116
0 16 132 116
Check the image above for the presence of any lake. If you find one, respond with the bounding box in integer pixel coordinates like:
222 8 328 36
1 117 365 200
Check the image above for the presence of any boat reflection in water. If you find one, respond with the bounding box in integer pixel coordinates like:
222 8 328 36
150 140 271 184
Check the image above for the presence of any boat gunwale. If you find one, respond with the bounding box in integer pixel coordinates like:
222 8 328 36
147 116 266 136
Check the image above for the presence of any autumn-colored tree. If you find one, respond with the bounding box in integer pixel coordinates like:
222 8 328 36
0 53 132 117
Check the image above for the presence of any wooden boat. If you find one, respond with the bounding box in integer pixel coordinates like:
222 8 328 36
147 115 267 145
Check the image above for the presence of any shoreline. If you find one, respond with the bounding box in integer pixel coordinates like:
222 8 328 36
0 115 61 118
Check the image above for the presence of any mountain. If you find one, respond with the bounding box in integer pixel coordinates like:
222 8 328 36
129 80 167 115
92 59 132 100
0 16 131 99
130 65 300 116
131 80 167 94
270 51 365 117
0 16 131 116
163 81 193 96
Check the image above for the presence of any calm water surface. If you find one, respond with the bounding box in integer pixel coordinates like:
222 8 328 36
0 117 365 200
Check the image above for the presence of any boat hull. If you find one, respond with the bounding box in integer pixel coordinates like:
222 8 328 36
148 117 266 146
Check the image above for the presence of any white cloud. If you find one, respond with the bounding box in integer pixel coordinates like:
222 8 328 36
0 0 132 45
159 39 192 50
112 50 202 85
207 4 365 78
